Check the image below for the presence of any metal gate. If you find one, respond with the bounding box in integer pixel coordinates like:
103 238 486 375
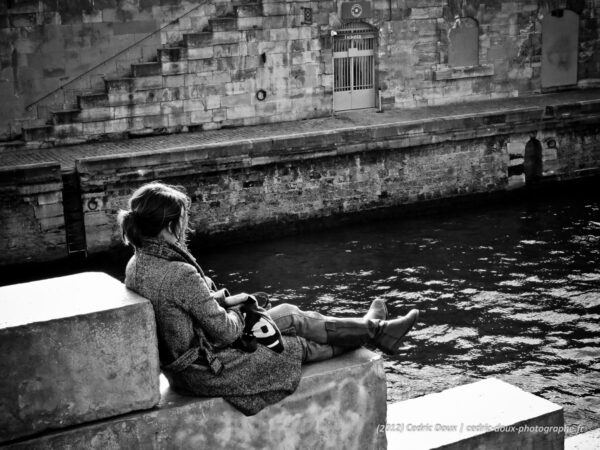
333 22 376 111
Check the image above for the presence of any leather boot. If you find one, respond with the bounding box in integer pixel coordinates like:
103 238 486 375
325 309 419 355
374 309 419 355
364 299 387 321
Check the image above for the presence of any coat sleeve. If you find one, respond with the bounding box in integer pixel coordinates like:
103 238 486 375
168 263 244 347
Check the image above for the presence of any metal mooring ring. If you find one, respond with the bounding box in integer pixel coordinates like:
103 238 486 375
256 89 267 101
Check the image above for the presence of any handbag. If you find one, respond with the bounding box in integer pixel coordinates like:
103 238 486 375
233 294 284 354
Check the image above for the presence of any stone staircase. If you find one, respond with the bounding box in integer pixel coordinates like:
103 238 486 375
21 0 325 146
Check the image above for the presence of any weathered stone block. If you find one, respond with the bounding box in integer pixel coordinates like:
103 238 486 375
183 32 213 48
0 273 160 443
131 62 161 77
158 47 186 63
161 61 187 75
187 46 214 60
209 17 237 32
226 104 256 120
4 349 385 450
80 107 112 122
387 378 564 450
237 16 263 30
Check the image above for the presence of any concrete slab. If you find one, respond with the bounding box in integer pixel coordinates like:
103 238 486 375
565 428 600 450
0 272 160 444
3 348 387 450
386 378 564 450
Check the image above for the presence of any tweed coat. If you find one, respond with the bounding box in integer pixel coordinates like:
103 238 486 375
125 238 304 415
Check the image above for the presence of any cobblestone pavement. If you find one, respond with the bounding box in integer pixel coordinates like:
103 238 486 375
1 89 600 172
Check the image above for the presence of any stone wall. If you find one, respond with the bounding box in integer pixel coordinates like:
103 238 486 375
74 96 600 255
0 162 66 264
76 131 508 253
2 0 599 143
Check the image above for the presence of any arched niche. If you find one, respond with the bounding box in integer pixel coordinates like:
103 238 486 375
541 9 579 88
448 17 479 67
524 138 543 184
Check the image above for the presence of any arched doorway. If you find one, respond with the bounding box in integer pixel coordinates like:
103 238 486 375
524 138 543 185
333 21 377 111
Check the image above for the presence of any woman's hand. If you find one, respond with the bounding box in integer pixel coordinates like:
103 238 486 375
223 293 252 307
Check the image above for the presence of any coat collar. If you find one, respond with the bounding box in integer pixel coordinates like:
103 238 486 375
137 238 204 275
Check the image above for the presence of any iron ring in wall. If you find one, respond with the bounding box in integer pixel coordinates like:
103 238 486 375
256 89 267 101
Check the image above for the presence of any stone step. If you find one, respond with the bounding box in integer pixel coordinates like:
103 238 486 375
51 109 81 125
105 76 163 93
235 3 263 17
209 17 238 32
0 273 160 444
386 378 564 450
158 47 186 63
131 62 162 77
52 107 115 124
3 349 385 450
22 125 52 142
183 31 213 48
78 93 109 109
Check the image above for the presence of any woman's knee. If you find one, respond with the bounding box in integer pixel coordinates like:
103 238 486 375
268 303 300 320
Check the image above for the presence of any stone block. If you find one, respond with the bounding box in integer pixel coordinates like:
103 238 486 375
387 378 564 450
187 46 214 60
33 202 63 219
226 104 256 120
5 349 385 450
238 16 263 30
78 93 109 109
22 126 52 142
235 3 263 18
0 273 160 443
132 62 162 77
112 103 161 119
209 17 237 32
183 32 213 48
158 47 186 63
82 121 107 135
565 427 600 450
161 61 187 75
80 107 112 122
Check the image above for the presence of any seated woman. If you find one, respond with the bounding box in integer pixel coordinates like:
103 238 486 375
119 182 419 415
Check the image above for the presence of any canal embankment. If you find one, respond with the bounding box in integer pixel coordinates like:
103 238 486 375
1 89 600 266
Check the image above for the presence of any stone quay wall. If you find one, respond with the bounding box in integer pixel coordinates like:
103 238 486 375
1 95 599 266
1 0 599 143
0 162 66 264
75 102 600 255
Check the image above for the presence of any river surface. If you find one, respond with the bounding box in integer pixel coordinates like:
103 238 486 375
196 191 600 437
4 189 599 437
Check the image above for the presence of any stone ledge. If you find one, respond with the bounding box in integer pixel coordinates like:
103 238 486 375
565 427 600 450
433 64 495 81
0 273 160 444
387 378 564 450
3 348 387 450
74 100 600 186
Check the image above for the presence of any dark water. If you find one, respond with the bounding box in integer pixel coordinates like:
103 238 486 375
3 188 599 437
196 192 600 437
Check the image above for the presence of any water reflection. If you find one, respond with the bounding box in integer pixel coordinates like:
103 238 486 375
201 193 600 436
